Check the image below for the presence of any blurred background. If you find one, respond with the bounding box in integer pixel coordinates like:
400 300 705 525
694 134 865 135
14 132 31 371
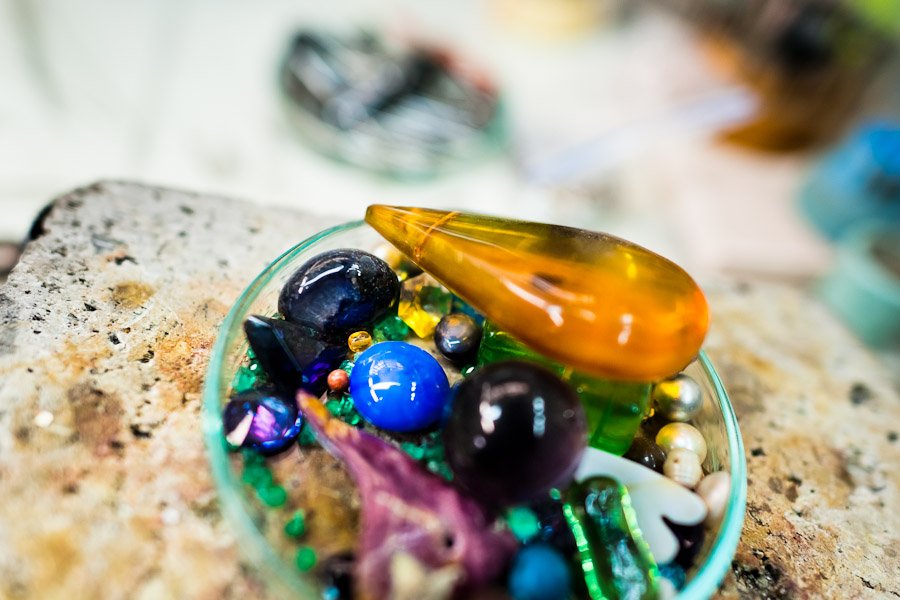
1 0 899 348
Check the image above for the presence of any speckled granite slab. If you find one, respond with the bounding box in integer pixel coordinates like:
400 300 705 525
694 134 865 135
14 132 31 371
1 182 898 599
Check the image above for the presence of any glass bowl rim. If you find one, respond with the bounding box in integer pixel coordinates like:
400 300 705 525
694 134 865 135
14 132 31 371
201 219 747 599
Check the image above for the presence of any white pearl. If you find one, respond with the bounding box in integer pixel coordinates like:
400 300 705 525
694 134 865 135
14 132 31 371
696 471 731 525
652 374 703 422
663 448 703 488
656 422 707 463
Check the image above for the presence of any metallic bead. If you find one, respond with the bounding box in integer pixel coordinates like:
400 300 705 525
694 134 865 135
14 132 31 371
696 471 731 525
655 423 707 463
348 330 373 353
663 448 703 488
652 374 703 422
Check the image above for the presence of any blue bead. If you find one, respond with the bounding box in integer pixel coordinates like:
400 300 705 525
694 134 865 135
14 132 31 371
658 562 686 591
349 341 449 432
223 388 303 454
508 543 571 600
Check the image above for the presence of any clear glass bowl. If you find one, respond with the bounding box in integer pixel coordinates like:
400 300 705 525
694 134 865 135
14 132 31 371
202 221 747 599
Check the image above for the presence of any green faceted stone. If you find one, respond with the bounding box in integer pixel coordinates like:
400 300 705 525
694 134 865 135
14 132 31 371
339 359 355 375
232 364 261 393
564 476 659 600
258 484 288 507
373 314 410 342
505 506 541 543
296 546 318 571
419 285 452 315
297 423 318 446
285 510 307 538
476 321 564 374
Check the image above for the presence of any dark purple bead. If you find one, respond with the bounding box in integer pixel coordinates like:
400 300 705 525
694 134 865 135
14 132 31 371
223 387 303 454
663 518 705 570
277 249 400 338
434 313 482 364
244 315 347 395
442 361 587 506
623 434 666 474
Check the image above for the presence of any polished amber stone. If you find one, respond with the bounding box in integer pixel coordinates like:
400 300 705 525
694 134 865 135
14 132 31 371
365 205 709 381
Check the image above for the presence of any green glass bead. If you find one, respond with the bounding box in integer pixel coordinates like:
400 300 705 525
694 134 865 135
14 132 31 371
339 359 355 375
505 507 541 543
285 510 307 538
232 363 262 394
242 465 273 488
258 484 288 507
563 476 659 600
401 442 427 461
296 546 318 571
297 423 318 446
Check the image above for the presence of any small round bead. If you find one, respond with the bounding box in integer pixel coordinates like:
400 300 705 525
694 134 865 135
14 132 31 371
656 422 707 463
652 374 703 422
434 313 482 363
508 543 571 600
696 471 731 525
623 434 666 473
327 369 350 393
663 447 703 488
347 330 373 353
296 546 318 571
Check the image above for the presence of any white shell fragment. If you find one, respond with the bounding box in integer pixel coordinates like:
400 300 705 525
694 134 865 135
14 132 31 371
575 447 708 565
652 374 703 422
656 422 708 463
696 471 731 525
663 447 703 488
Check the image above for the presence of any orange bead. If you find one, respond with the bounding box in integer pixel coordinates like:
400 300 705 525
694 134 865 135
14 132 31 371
365 205 709 381
327 369 350 393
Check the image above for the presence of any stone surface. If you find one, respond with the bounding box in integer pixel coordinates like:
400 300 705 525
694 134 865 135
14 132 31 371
1 182 899 599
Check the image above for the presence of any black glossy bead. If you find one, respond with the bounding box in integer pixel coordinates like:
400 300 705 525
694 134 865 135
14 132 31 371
244 315 347 395
663 518 705 570
434 313 482 363
278 249 400 338
623 434 666 474
442 361 587 506
223 387 302 454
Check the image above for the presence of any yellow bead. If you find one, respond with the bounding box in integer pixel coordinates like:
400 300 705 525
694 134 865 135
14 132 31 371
365 205 709 381
348 331 373 353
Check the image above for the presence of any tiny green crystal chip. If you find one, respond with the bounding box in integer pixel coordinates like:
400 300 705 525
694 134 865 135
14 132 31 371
296 546 318 571
285 510 307 538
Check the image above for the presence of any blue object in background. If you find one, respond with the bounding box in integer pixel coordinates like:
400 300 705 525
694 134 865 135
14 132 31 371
349 341 450 432
508 543 572 600
799 122 900 240
658 562 687 591
818 222 900 347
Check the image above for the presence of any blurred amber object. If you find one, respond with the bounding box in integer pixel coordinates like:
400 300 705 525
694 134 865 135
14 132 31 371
659 0 893 152
366 206 709 381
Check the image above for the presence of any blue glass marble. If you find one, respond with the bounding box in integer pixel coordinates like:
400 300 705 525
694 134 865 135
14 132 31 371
508 543 572 600
800 122 900 240
349 341 450 432
278 249 400 338
223 387 303 454
244 315 347 395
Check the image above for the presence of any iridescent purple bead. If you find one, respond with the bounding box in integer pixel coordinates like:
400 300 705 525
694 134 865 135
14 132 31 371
223 387 303 454
442 361 587 506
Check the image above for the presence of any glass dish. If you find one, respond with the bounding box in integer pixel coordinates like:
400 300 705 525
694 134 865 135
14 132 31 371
202 221 747 599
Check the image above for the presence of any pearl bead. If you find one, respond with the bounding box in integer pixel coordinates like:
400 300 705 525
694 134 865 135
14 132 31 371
663 448 703 488
656 423 707 463
652 374 703 422
696 471 731 525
